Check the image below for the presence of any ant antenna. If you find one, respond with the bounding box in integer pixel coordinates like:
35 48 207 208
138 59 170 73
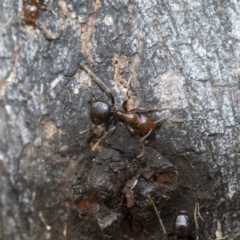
194 203 204 240
92 126 116 151
80 62 115 105
148 195 167 238
0 17 19 31
137 130 152 158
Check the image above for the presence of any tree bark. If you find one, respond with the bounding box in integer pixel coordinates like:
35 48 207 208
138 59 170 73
0 0 240 239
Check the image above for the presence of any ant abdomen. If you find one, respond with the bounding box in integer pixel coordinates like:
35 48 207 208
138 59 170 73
174 211 191 239
136 114 156 135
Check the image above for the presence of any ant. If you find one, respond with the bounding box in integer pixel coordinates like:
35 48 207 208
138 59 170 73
148 196 195 240
0 0 58 39
167 211 195 240
80 62 184 158
22 0 46 27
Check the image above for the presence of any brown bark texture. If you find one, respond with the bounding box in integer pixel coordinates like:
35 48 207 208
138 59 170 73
0 0 240 239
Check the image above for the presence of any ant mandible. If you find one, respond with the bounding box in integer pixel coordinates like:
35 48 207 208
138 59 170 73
80 62 184 158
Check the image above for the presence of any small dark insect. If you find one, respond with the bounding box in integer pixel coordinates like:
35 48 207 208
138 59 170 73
168 211 195 240
0 0 58 39
23 0 46 27
148 197 195 240
80 62 184 158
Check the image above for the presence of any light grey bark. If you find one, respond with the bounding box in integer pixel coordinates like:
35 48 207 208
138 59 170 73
0 0 240 239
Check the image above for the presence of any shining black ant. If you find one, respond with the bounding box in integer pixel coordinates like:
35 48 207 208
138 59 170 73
167 211 195 240
80 62 184 158
148 196 195 239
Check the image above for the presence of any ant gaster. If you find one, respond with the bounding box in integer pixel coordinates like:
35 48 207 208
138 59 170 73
80 62 184 158
167 211 195 240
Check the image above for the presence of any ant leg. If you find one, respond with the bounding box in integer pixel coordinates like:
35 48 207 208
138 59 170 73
124 123 136 135
154 117 185 127
0 18 14 31
92 125 116 151
80 63 115 105
154 117 169 126
39 2 58 17
136 129 152 158
128 105 169 113
79 128 91 134
36 20 59 39
148 195 167 238
168 117 185 123
122 98 128 112
122 75 132 112
126 75 132 97
194 203 204 240
0 16 21 31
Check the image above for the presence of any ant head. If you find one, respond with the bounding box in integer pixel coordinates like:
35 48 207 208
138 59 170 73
90 101 112 125
23 3 39 26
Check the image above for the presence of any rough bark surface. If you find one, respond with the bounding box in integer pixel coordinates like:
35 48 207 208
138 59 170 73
0 0 240 239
